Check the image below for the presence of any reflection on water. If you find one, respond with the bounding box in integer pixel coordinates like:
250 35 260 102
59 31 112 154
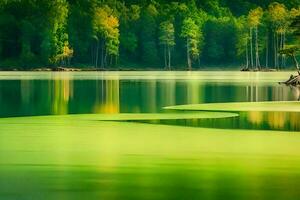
0 72 299 131
1 72 300 200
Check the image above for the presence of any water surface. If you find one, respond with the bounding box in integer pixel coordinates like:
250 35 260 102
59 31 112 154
1 71 300 200
0 71 299 131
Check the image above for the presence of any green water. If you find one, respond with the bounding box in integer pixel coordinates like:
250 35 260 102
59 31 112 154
1 71 300 200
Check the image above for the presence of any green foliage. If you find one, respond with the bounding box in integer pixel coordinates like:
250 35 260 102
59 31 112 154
203 16 238 64
20 20 35 66
159 21 175 47
139 4 159 65
0 0 299 69
68 0 94 63
181 18 201 58
266 2 289 32
236 17 249 57
248 7 263 28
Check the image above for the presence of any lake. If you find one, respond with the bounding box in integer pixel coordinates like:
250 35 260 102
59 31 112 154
1 71 300 200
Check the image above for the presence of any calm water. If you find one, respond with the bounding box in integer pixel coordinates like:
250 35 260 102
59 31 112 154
0 71 299 131
1 71 300 200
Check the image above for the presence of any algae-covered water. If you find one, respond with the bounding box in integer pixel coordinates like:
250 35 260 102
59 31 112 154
1 71 300 200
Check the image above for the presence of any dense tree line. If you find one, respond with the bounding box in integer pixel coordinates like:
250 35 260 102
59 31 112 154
0 0 299 70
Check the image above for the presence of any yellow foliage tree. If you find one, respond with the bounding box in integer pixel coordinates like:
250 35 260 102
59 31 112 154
248 7 263 69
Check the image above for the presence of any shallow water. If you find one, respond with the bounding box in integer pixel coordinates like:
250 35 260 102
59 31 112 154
1 71 300 200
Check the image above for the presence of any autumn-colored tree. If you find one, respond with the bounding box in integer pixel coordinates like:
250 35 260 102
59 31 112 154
1 0 300 70
248 7 263 69
267 3 289 69
93 6 120 68
53 42 74 66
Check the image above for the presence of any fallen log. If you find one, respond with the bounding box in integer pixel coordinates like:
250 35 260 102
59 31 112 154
279 74 300 86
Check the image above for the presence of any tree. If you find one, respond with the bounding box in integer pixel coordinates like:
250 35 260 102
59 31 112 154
93 6 120 68
119 4 140 63
139 4 159 65
68 0 95 64
20 20 35 66
266 2 289 69
1 0 300 70
159 21 175 70
248 7 263 70
39 0 69 66
279 15 300 86
290 8 300 39
280 46 299 73
236 17 250 69
181 17 201 70
53 42 74 66
202 16 237 66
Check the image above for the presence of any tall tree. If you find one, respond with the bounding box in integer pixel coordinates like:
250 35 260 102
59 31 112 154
40 0 69 65
248 7 263 70
159 21 175 70
119 4 140 63
139 4 159 65
68 0 95 64
93 5 120 68
266 2 289 69
236 17 250 69
20 20 35 66
181 17 201 70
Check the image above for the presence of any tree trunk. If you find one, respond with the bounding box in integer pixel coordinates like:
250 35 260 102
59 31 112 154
101 40 105 69
246 40 249 69
283 32 286 68
91 44 94 66
276 33 279 70
255 26 260 70
95 41 99 69
187 38 191 70
250 28 254 69
265 32 268 69
168 45 171 70
164 44 167 69
104 48 108 68
280 32 283 68
274 32 277 69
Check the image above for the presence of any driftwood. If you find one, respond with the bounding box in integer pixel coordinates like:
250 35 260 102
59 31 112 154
280 74 300 86
279 46 300 86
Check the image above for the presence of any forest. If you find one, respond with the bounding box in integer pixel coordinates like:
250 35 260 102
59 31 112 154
0 0 299 70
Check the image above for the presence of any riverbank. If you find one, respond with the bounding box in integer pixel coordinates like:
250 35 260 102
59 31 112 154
0 65 297 72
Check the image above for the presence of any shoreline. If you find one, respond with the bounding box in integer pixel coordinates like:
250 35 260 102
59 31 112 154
0 66 297 72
